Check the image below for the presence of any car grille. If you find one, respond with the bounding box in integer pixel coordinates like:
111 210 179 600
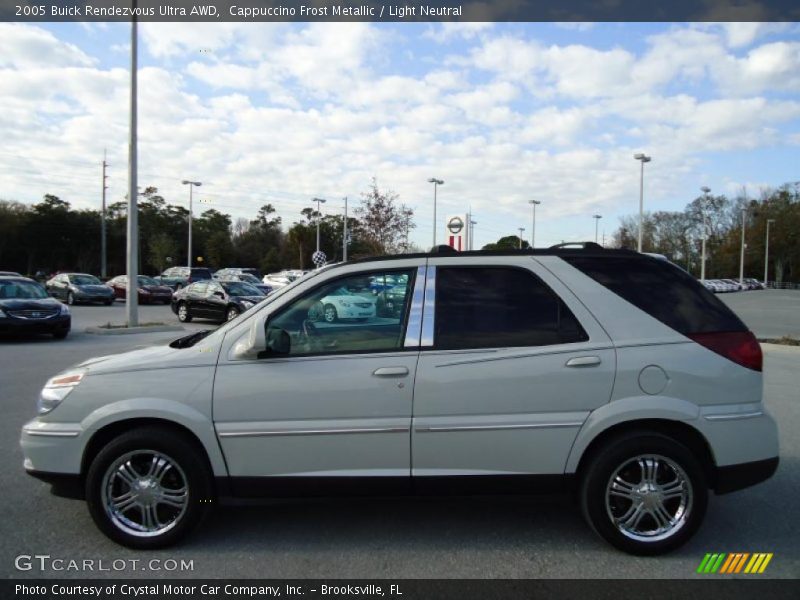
7 309 59 320
354 302 373 308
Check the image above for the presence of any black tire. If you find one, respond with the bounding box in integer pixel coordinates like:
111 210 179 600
580 431 707 556
105 299 113 306
177 302 192 323
85 426 213 549
323 303 338 323
52 328 69 339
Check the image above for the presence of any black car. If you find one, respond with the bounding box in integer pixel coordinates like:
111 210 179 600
215 272 273 295
171 280 266 323
0 276 71 338
46 273 115 305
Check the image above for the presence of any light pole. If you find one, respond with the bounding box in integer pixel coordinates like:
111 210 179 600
181 180 201 267
700 186 710 282
342 196 348 262
428 178 444 247
517 227 526 249
469 219 477 250
764 219 775 286
634 153 652 252
593 214 602 243
313 197 326 254
126 14 139 327
529 200 541 248
739 206 748 286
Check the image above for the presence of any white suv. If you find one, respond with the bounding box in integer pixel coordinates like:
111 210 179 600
20 245 779 554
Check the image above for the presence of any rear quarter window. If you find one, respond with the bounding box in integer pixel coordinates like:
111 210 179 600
562 256 746 335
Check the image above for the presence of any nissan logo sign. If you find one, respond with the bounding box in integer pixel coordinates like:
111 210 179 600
447 216 464 234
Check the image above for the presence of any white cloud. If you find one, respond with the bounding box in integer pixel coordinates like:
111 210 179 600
0 23 95 68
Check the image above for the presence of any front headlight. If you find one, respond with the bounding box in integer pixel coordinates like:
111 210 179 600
38 371 84 415
138 288 150 295
339 301 352 307
0 307 6 318
59 303 70 315
240 300 254 308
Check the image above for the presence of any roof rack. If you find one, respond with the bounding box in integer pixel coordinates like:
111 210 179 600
548 242 604 250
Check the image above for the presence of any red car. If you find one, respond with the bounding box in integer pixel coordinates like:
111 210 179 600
106 275 174 305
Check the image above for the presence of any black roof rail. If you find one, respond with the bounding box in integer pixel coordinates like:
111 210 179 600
548 242 604 250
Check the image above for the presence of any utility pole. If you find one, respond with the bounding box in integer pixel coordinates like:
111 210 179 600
739 206 748 286
126 14 139 327
700 186 710 282
764 219 775 286
634 153 652 252
101 149 108 278
342 196 348 262
428 178 443 248
529 200 541 248
593 214 602 243
518 227 525 249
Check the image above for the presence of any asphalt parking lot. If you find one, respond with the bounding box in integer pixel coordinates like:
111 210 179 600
1 291 798 579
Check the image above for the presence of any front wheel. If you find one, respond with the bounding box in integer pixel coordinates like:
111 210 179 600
85 427 213 549
323 303 338 323
580 432 707 555
67 292 75 306
226 306 240 321
177 302 192 323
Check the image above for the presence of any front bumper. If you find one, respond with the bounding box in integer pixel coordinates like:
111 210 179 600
21 420 84 480
26 468 84 499
74 291 114 303
0 314 70 335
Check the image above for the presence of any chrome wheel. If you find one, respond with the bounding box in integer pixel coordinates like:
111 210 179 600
605 454 692 543
101 450 189 538
324 304 337 323
67 292 74 305
177 303 188 322
226 307 239 321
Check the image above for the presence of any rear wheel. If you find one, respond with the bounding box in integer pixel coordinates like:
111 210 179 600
85 427 213 549
226 306 240 321
67 292 75 305
580 431 707 555
177 302 192 323
323 304 338 323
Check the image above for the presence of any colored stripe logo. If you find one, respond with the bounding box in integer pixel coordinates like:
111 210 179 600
697 553 773 574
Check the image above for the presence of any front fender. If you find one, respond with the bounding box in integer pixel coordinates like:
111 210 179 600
564 395 701 473
81 398 228 477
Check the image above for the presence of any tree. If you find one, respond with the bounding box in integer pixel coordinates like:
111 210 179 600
149 233 179 274
482 235 530 250
355 178 411 254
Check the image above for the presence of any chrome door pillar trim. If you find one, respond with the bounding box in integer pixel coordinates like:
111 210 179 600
420 265 436 347
403 265 426 348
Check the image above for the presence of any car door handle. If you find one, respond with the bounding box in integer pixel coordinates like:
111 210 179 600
372 367 409 377
565 356 601 367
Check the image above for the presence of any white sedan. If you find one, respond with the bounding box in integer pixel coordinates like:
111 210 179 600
316 287 376 322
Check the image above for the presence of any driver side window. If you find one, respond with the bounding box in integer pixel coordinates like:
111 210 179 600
265 269 415 357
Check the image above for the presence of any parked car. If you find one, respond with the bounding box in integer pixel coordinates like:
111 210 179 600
215 272 273 296
0 276 70 338
171 280 266 323
106 275 173 305
45 273 114 305
720 278 745 292
743 278 764 290
311 286 377 323
0 271 22 276
154 267 213 291
262 272 292 288
21 247 777 555
214 267 262 280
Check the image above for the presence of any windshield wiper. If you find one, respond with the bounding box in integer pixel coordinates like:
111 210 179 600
169 329 212 349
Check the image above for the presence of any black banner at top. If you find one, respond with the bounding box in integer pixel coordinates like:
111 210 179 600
2 0 799 22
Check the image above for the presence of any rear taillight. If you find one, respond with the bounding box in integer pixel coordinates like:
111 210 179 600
688 331 762 372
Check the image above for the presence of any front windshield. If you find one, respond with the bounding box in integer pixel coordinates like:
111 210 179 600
222 281 263 296
0 280 49 299
239 273 260 283
71 274 101 285
138 276 158 286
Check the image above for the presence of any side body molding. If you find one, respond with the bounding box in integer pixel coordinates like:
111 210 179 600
564 395 702 474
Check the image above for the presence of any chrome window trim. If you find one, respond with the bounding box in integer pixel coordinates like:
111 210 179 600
218 427 409 438
23 430 79 438
403 265 426 348
704 411 763 421
420 265 436 347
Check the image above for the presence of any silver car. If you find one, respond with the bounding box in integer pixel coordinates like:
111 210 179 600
20 247 779 554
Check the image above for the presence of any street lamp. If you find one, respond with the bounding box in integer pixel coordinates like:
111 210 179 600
181 180 201 267
764 219 775 286
529 200 541 248
313 197 327 254
739 206 748 286
633 153 652 252
428 178 444 247
700 186 710 282
469 219 477 250
517 227 526 249
593 214 602 243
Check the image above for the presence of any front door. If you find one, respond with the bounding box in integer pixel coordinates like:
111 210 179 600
213 263 424 496
412 258 616 492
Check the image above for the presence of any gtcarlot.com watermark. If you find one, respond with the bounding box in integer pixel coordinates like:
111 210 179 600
15 554 194 572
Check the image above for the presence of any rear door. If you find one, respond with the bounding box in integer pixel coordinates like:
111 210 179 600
412 256 615 489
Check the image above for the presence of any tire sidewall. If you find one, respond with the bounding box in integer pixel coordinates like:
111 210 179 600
581 432 708 556
324 304 337 323
85 428 212 549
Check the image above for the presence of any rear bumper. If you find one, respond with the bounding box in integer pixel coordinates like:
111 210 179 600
714 456 779 494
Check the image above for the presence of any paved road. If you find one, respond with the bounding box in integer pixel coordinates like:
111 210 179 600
719 289 800 339
1 299 798 579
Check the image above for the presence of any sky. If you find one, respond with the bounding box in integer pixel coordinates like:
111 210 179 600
0 21 798 250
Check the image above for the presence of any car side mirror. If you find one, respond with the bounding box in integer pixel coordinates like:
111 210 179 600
230 317 267 360
214 291 225 298
262 326 291 357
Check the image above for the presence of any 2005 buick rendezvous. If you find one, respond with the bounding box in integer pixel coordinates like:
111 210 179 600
21 245 779 554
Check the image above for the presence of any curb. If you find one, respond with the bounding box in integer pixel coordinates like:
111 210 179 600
85 325 185 335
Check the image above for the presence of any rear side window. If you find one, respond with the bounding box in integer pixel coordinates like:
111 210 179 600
562 256 746 335
191 268 212 279
435 267 588 350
